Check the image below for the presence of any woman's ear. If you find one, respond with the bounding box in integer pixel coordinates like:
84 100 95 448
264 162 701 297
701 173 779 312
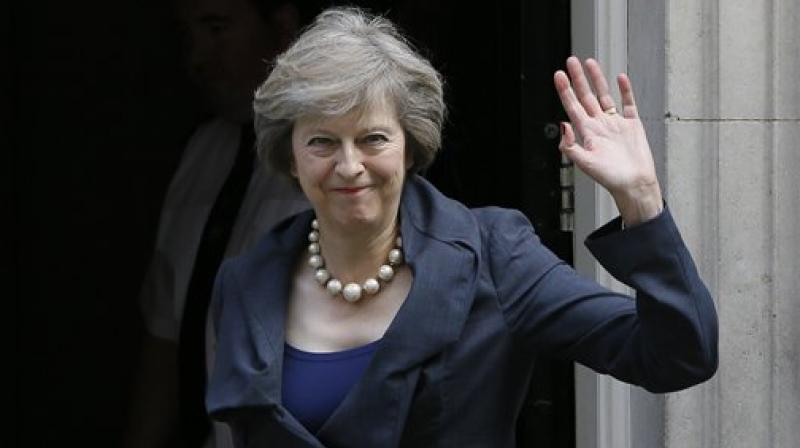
404 135 415 170
285 128 298 177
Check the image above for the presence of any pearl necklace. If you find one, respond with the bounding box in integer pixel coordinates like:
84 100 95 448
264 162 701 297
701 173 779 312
307 219 404 303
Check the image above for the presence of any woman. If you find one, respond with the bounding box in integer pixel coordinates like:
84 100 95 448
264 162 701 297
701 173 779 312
206 7 718 447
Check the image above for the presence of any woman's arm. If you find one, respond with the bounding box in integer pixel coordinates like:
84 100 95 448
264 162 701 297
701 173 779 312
488 208 718 393
488 58 718 391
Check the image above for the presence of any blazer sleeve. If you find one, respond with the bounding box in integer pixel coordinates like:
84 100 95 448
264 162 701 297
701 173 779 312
488 207 718 393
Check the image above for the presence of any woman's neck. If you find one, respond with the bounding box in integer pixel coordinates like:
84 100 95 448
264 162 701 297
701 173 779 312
315 216 399 284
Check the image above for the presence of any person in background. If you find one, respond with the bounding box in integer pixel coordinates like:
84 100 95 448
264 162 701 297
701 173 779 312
206 7 718 446
123 1 316 447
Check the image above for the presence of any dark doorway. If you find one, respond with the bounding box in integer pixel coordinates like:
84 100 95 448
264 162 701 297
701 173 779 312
11 1 205 446
11 1 573 446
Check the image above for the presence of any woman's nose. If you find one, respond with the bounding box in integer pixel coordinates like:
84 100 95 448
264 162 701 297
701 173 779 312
334 143 365 178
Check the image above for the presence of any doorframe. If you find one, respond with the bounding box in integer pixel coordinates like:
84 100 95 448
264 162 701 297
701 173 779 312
571 0 669 447
570 1 634 448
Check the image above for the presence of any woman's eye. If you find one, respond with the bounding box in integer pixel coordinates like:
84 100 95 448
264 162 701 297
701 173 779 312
308 137 333 146
363 134 388 145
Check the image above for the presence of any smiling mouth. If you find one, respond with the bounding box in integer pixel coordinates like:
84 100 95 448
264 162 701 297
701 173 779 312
332 186 370 195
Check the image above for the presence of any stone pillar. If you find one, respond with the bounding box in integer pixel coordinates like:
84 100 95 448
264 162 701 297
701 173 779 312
644 0 800 446
576 0 799 446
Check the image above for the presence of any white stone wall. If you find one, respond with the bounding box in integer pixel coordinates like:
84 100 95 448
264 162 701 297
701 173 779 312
663 0 800 447
574 0 799 446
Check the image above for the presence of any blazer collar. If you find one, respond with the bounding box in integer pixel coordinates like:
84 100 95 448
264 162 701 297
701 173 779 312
211 175 482 446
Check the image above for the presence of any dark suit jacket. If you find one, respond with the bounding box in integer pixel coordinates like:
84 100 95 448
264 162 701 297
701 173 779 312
206 175 718 447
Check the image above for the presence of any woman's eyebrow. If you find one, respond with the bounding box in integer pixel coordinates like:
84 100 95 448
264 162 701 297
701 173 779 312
302 127 335 136
359 126 395 135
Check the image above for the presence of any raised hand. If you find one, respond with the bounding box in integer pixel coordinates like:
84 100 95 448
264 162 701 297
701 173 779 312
554 56 663 226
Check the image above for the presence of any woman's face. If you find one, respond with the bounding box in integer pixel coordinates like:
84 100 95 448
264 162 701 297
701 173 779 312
291 101 409 232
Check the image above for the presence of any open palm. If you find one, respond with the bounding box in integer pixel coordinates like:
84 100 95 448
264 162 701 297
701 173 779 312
554 56 663 225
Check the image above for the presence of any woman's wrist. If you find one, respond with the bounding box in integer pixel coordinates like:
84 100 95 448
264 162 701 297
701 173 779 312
613 181 664 227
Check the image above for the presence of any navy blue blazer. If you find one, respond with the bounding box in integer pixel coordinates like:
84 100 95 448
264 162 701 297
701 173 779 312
206 175 718 447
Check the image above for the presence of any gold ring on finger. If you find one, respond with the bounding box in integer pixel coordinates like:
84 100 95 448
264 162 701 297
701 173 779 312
604 106 618 115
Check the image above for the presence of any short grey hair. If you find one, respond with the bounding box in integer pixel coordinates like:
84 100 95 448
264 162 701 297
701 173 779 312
253 6 445 176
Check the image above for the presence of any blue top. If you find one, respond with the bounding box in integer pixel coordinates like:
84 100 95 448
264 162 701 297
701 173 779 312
282 339 382 433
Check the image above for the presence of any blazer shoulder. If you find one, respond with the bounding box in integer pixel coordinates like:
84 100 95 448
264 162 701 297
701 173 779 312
229 209 312 270
469 206 538 243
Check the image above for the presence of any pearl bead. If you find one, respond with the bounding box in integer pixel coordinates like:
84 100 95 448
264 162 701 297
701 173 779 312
378 264 394 281
363 278 380 294
308 230 319 242
396 236 403 247
314 268 330 284
308 254 324 269
311 219 319 230
326 279 342 295
342 283 362 302
388 248 403 265
308 242 320 254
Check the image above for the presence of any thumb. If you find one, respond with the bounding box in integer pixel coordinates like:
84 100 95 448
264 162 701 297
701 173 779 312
559 122 590 167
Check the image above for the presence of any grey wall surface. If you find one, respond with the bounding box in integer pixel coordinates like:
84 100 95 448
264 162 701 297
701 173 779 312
575 0 799 447
661 0 799 447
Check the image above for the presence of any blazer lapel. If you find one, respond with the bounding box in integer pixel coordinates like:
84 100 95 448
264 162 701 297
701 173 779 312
240 211 313 399
219 210 324 445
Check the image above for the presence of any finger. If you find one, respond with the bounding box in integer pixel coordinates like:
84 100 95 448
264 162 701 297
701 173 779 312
585 58 616 113
554 70 590 125
559 121 590 167
618 73 639 119
566 56 603 116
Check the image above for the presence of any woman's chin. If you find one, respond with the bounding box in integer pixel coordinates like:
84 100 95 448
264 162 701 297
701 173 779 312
338 213 378 228
314 199 398 231
325 208 384 230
